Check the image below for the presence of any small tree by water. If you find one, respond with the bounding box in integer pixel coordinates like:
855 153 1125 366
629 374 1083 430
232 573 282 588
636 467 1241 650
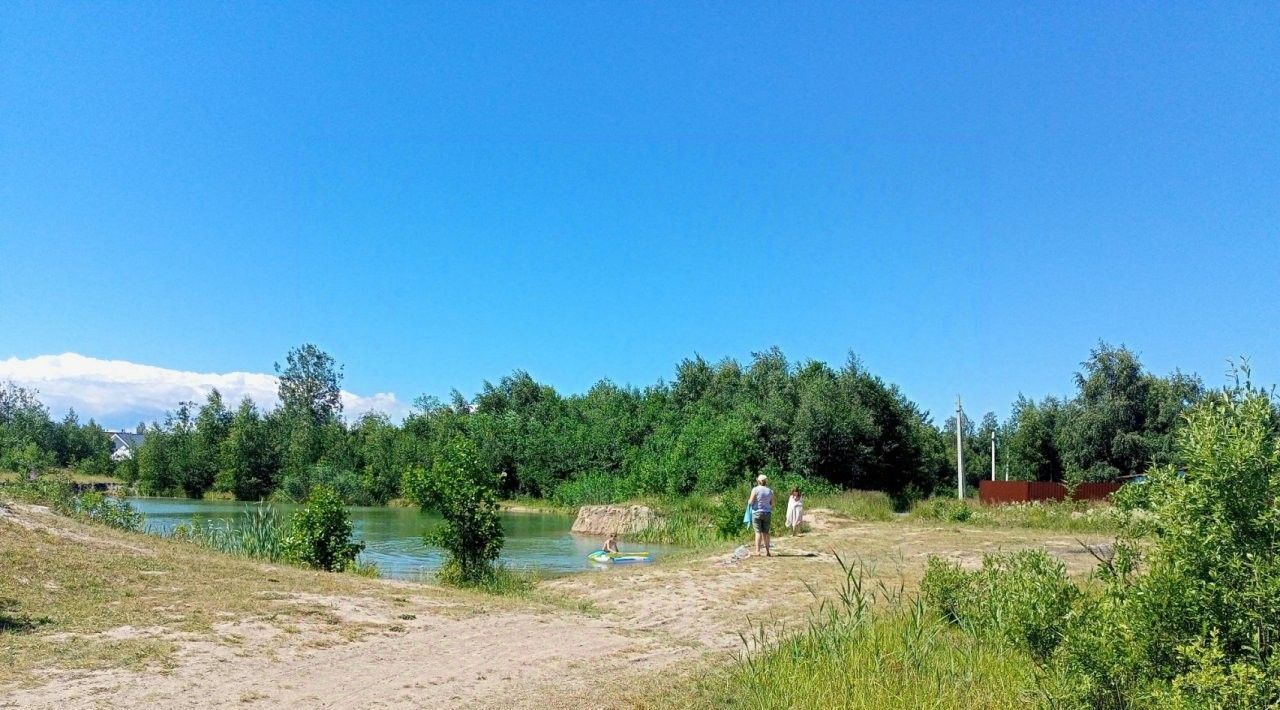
404 436 504 585
282 485 364 572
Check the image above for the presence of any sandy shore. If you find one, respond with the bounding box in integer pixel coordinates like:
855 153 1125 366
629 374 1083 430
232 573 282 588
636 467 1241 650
0 503 1107 709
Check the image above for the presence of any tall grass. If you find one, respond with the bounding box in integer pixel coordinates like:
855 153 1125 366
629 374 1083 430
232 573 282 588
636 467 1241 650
162 504 379 576
908 497 1124 533
627 494 755 547
668 556 1038 709
165 505 287 562
805 489 896 522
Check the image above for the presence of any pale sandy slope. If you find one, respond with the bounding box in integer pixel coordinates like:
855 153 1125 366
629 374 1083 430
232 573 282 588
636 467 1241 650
1 508 1106 710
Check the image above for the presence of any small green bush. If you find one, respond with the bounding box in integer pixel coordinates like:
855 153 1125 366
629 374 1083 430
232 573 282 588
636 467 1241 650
1153 636 1280 708
714 491 750 539
920 556 973 624
976 550 1079 662
282 485 364 572
75 491 144 532
922 550 1077 663
910 497 973 523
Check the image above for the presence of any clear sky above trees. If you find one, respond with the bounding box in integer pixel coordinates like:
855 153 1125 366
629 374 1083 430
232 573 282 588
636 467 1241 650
1 3 1277 424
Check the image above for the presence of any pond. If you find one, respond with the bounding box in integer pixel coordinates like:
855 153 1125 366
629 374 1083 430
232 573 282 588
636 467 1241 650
125 497 672 581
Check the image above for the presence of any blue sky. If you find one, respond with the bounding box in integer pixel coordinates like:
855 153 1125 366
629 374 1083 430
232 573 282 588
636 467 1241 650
1 2 1277 428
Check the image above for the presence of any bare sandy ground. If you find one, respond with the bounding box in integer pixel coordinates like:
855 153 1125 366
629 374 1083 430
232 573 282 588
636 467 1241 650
1 505 1109 709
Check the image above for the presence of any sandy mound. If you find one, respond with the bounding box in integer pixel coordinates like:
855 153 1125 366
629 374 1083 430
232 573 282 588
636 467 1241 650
571 505 660 535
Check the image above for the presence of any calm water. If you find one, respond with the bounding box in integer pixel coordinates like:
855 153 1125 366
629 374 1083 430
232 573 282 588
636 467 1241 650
126 497 670 580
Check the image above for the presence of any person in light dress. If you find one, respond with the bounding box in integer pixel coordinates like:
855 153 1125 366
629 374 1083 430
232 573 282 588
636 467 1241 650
785 488 804 534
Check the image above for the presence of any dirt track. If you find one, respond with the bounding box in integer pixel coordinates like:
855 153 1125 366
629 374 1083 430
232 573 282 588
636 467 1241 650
0 504 1108 709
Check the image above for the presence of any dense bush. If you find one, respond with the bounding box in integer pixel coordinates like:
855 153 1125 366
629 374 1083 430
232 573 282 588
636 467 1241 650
923 386 1280 708
921 550 1078 662
919 556 973 624
714 491 750 539
1087 388 1280 704
276 463 367 506
549 470 635 506
281 485 365 572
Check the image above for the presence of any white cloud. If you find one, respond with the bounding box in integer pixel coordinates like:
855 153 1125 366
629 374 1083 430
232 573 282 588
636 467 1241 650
0 352 408 426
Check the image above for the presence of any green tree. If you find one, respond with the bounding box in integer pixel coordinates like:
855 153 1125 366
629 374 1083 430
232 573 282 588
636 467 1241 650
135 423 176 495
741 347 796 471
790 361 873 485
1003 395 1065 481
0 381 56 469
276 344 344 424
168 402 203 498
1055 342 1203 482
217 397 277 500
403 436 504 585
191 389 231 496
352 412 406 504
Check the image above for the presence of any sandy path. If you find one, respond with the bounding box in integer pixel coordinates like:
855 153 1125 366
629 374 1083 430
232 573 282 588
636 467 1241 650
1 509 1109 709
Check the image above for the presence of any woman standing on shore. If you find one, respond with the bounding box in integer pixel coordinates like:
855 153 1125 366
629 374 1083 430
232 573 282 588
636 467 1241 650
785 488 804 534
747 474 774 557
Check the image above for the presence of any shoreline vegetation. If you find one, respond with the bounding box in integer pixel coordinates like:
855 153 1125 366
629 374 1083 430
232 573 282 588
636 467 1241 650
0 341 1196 589
0 478 1117 705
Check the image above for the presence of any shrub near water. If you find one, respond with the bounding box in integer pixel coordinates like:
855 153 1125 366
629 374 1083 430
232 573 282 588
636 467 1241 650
74 491 144 532
281 485 365 572
2 473 143 532
404 436 505 586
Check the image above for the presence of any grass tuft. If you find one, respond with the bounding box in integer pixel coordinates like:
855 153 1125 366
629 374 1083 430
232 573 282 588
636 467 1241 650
659 555 1039 709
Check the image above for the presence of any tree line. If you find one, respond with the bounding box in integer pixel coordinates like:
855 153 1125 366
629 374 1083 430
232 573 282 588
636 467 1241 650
0 383 113 476
0 342 1206 505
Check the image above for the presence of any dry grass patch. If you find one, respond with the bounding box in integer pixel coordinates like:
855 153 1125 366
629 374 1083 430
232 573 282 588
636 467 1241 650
0 504 446 687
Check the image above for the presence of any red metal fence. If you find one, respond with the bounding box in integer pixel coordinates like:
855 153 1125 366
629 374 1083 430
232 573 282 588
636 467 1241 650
978 480 1124 504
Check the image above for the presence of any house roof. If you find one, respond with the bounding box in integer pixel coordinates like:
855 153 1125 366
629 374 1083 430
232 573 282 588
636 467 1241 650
108 431 147 449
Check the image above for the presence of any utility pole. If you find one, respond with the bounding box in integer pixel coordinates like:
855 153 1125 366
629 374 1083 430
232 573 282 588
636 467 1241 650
956 396 965 499
991 430 997 481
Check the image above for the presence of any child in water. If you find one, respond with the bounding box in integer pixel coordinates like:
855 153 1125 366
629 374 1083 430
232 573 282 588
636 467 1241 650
603 532 619 554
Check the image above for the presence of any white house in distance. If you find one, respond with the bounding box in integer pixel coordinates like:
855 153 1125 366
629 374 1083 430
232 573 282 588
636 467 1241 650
106 431 146 461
